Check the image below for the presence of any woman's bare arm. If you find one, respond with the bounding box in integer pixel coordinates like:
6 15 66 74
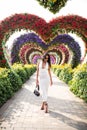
36 62 39 85
48 66 53 86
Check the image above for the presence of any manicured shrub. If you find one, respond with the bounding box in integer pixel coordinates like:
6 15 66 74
59 67 73 84
0 75 13 107
7 70 23 92
0 63 36 107
52 64 73 84
69 64 87 102
12 64 28 83
24 64 36 78
52 65 63 77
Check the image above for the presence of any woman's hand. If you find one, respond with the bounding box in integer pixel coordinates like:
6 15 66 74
36 79 39 85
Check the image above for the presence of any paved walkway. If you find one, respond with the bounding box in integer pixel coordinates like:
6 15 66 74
0 72 87 130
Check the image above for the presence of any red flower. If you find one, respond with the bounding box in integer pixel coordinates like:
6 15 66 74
0 52 3 55
1 59 6 63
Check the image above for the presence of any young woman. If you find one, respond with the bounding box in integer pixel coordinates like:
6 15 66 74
36 53 53 113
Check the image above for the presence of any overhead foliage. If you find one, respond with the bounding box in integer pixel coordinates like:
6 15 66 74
36 0 68 14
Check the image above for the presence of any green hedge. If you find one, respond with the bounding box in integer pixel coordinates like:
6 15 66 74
52 64 73 84
7 70 23 92
0 64 36 107
52 64 87 102
59 67 73 84
69 64 87 102
12 64 28 83
24 64 36 78
12 64 36 83
0 75 13 107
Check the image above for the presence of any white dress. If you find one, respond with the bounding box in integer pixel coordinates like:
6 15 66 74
39 60 50 102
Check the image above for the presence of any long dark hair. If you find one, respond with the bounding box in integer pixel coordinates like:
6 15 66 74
43 53 51 67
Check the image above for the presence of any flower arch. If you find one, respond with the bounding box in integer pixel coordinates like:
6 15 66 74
0 13 87 67
10 33 81 67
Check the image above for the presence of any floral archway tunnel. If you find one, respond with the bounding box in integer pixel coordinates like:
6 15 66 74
11 33 81 67
0 13 87 68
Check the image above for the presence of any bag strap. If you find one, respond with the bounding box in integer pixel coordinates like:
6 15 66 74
36 85 39 91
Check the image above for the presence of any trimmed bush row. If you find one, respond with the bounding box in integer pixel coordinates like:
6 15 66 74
52 64 87 102
0 64 36 107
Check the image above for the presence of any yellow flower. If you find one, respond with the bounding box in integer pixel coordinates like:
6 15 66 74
52 0 57 2
48 0 57 3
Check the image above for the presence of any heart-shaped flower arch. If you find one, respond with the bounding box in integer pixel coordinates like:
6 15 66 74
11 33 81 67
0 13 87 67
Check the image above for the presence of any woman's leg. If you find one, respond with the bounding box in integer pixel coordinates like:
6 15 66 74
44 101 48 113
40 87 48 112
41 84 48 102
40 79 49 112
41 102 45 110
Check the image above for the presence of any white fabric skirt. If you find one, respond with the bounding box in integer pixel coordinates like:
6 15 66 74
39 77 50 102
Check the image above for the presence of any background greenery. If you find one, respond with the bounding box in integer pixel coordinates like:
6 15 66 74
52 63 87 102
0 64 36 107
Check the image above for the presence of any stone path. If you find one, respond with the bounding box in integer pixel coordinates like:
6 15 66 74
0 72 87 130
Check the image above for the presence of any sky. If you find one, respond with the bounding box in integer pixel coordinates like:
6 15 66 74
0 0 87 22
0 0 87 58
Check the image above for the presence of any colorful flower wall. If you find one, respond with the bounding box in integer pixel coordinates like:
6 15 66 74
0 13 87 68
